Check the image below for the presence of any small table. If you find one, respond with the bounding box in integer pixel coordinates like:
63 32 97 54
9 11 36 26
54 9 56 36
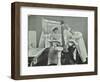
55 47 63 65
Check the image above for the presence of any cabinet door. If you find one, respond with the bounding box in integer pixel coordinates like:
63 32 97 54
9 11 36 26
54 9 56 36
28 31 36 49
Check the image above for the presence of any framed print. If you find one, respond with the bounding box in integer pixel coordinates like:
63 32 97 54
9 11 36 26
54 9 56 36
11 2 98 80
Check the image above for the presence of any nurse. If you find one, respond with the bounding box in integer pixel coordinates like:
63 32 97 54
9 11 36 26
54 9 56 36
48 27 61 65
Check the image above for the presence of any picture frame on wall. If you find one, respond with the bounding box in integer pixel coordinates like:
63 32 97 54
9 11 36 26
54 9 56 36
11 2 98 80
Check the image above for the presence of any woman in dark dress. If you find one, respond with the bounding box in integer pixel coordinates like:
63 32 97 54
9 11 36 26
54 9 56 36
61 40 82 65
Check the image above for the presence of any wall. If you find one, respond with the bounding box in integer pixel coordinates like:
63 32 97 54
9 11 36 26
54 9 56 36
29 15 87 48
0 0 100 82
28 15 42 47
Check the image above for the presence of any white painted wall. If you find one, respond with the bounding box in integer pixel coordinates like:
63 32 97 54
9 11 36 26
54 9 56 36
0 0 100 82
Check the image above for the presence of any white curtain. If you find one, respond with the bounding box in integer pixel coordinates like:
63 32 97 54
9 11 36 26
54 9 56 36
72 32 87 62
38 32 45 48
39 18 61 48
